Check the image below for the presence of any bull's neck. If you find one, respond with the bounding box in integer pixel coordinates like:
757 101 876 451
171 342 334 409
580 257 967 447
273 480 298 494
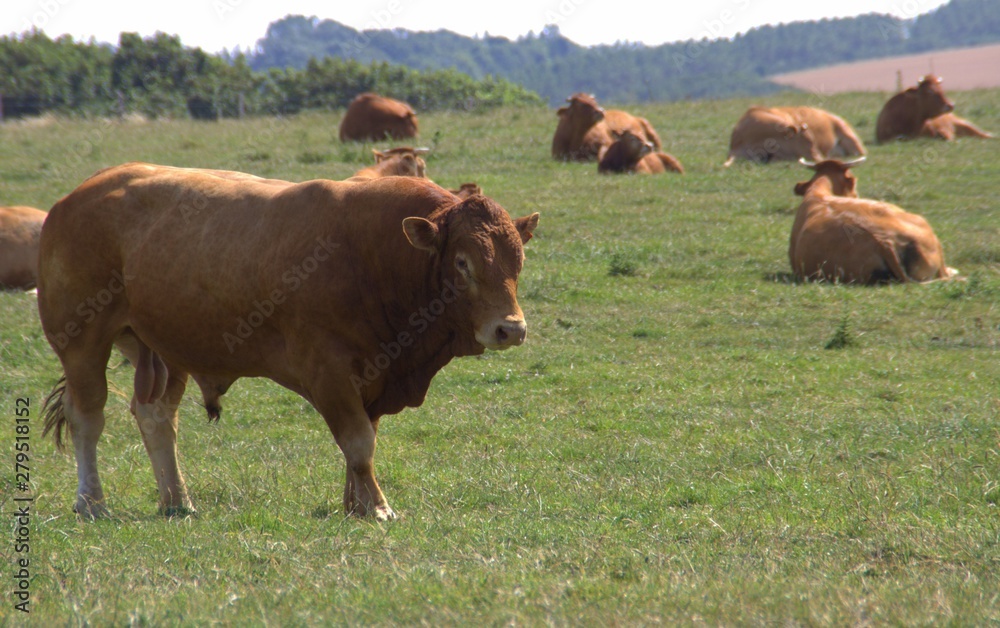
804 177 836 200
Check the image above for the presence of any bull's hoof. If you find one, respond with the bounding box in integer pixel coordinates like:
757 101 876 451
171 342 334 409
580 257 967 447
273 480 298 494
74 499 110 520
373 504 397 522
161 505 198 518
345 502 397 521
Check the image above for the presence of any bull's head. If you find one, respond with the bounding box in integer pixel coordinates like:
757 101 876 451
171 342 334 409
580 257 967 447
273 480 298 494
566 93 606 125
402 197 539 351
372 147 430 178
916 75 954 117
794 157 865 198
612 129 654 161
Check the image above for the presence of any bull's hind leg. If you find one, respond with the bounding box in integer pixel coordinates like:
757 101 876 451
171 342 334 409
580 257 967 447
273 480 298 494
117 335 194 515
59 348 115 519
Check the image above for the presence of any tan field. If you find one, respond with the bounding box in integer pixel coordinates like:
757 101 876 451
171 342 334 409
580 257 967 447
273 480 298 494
769 43 1000 93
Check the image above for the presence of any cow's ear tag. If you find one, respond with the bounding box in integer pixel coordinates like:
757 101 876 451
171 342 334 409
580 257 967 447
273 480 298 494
402 217 440 253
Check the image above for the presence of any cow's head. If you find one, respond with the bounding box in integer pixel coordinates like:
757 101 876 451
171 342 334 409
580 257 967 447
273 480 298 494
402 197 539 351
612 129 654 162
562 93 606 126
794 157 865 198
915 75 954 117
373 147 429 178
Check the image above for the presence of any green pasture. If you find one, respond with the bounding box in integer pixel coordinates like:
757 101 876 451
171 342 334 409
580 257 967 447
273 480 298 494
1 89 998 624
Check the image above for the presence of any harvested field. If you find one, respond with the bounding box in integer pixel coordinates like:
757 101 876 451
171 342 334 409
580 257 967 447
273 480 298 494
769 43 1000 93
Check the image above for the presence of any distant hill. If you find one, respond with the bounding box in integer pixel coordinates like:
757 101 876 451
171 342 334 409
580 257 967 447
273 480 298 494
248 0 1000 104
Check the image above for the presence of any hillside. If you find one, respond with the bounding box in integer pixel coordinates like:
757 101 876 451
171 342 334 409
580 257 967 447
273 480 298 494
249 0 1000 104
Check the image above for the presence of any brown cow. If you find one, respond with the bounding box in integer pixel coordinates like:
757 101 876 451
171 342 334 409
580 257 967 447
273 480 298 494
789 158 955 284
37 163 538 521
724 106 867 166
339 93 419 142
919 112 993 140
350 147 430 180
598 130 684 174
0 205 46 290
551 93 662 161
875 75 955 143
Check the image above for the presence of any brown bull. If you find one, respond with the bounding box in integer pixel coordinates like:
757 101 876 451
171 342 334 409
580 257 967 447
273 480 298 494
0 205 46 290
339 93 419 142
875 75 956 143
919 112 993 140
350 147 430 180
789 158 955 284
598 130 684 174
724 106 866 166
37 163 538 521
551 93 662 161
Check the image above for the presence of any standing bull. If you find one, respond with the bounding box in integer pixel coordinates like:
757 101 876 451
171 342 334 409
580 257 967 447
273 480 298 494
38 163 538 521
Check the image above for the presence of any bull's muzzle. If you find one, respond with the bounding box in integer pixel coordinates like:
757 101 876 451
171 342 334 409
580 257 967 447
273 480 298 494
480 317 527 350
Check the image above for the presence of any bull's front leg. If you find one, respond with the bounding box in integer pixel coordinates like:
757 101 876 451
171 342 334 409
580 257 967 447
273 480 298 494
312 390 395 521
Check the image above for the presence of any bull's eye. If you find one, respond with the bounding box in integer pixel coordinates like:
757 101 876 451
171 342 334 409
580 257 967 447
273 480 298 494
455 255 470 276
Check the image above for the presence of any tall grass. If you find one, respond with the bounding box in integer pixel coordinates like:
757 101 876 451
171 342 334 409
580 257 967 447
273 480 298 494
1 89 998 624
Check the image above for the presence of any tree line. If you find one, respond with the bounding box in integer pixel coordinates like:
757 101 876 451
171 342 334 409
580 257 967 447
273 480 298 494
0 30 542 120
251 0 1000 104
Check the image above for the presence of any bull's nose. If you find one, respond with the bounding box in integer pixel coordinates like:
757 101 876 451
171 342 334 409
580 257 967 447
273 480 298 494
494 320 527 348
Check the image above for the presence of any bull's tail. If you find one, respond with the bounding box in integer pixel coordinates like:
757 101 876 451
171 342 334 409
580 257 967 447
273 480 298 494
723 155 736 168
41 376 69 451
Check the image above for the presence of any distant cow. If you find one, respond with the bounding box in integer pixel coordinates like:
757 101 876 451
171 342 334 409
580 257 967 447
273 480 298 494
0 205 46 290
919 112 993 140
38 163 538 521
724 106 866 166
350 147 430 180
339 93 419 142
598 130 684 174
875 75 956 143
789 158 955 284
551 93 662 161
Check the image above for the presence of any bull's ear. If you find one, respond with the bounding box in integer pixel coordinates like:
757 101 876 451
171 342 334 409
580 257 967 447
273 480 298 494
402 217 440 253
793 181 811 196
514 212 540 244
373 149 386 162
556 106 568 117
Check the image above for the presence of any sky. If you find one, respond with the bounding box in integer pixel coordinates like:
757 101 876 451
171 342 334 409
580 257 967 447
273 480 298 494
6 0 951 54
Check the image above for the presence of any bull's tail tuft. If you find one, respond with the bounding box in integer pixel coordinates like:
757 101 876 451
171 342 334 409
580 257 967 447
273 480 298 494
41 376 69 451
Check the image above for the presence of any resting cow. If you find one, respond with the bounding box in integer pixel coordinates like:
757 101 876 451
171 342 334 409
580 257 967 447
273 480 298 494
788 158 955 284
598 130 684 174
449 183 483 199
875 75 959 143
350 147 429 180
37 163 538 521
339 93 419 142
919 112 993 140
0 205 46 290
724 106 866 166
552 93 662 161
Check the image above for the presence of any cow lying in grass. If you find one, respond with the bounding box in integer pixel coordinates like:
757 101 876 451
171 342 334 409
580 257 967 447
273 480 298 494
597 130 684 175
724 106 867 166
0 205 46 290
788 158 957 284
552 93 663 161
350 147 430 180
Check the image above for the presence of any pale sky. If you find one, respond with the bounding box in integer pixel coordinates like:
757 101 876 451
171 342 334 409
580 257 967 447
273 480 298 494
7 0 951 53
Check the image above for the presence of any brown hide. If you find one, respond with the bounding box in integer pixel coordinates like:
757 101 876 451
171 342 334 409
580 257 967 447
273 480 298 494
788 160 953 284
339 93 419 142
0 205 46 290
919 112 994 140
37 163 538 520
552 93 662 161
449 183 483 199
725 106 866 166
598 130 684 174
875 75 955 143
350 147 429 180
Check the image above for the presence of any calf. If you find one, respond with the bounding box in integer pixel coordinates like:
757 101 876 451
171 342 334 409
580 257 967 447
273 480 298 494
552 93 662 161
789 158 955 284
598 130 684 174
350 147 429 180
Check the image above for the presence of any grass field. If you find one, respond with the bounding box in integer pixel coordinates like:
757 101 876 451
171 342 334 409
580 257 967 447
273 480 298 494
1 89 998 625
